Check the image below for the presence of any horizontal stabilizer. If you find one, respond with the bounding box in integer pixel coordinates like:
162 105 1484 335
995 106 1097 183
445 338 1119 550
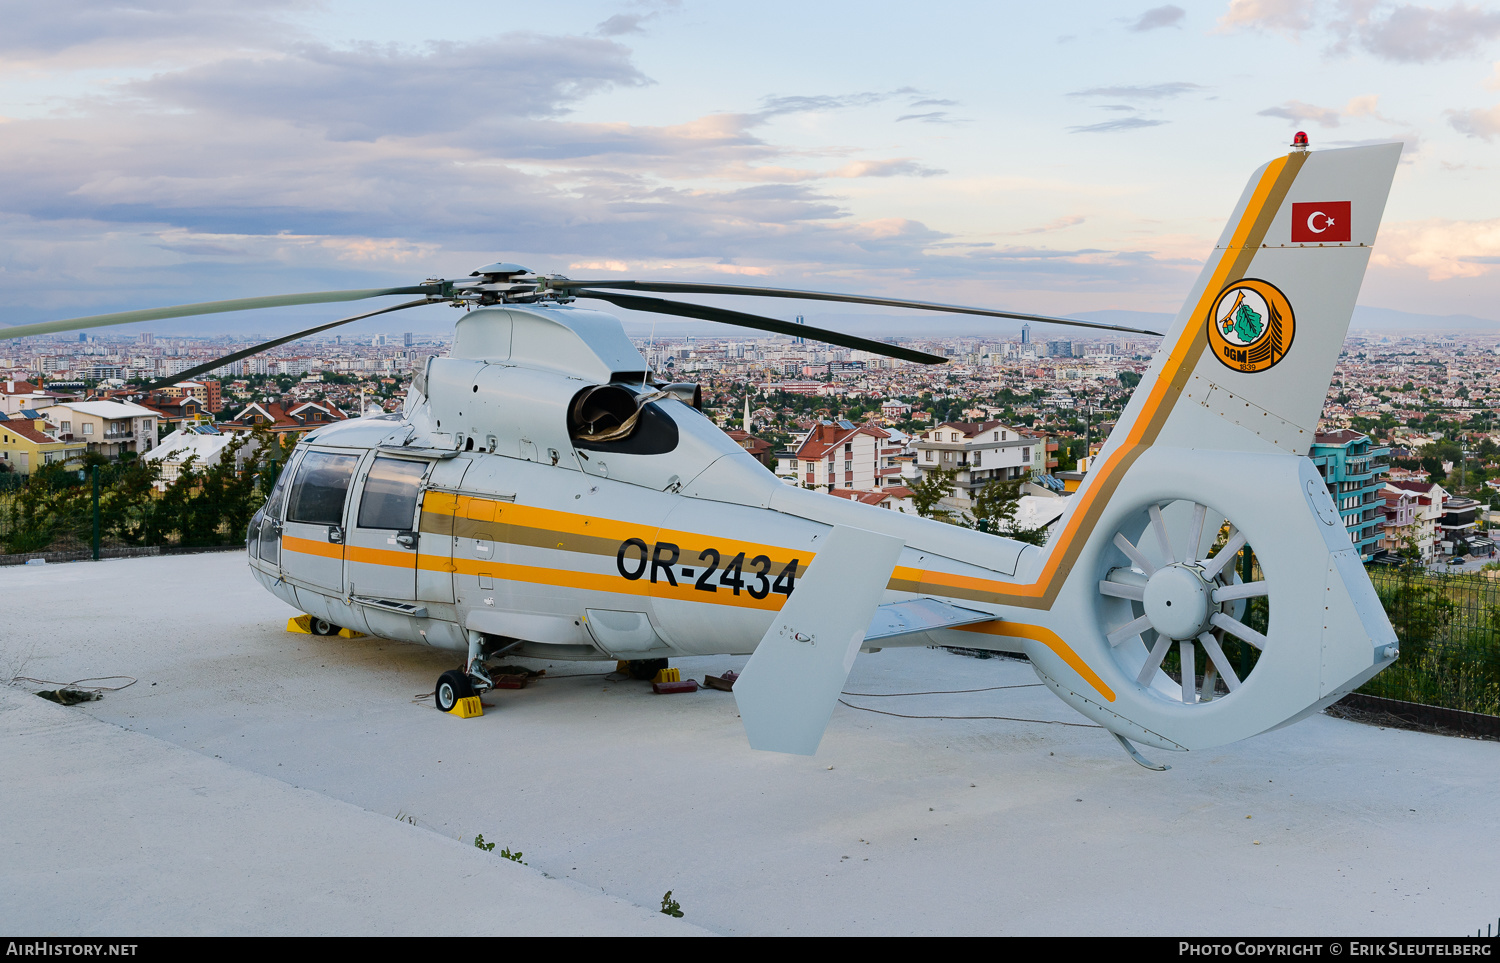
865 598 997 643
733 525 905 756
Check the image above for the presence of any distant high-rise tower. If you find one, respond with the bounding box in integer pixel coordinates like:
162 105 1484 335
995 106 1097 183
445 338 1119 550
404 332 413 347
1021 323 1031 345
795 315 805 345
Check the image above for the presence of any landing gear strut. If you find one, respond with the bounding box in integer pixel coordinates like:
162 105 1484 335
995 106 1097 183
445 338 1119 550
434 631 521 713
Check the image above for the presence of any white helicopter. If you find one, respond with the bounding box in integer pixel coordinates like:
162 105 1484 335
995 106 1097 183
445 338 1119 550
3 140 1402 766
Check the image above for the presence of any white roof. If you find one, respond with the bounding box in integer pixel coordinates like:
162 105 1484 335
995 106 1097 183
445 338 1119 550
42 400 157 419
143 429 239 464
1007 494 1069 532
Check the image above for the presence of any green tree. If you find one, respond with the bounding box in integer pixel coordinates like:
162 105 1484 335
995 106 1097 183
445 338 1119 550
910 467 959 523
967 477 1050 546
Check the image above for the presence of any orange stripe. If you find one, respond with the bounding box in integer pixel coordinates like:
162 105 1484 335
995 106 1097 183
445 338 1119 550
345 544 418 567
452 557 792 612
282 535 344 560
956 621 1116 702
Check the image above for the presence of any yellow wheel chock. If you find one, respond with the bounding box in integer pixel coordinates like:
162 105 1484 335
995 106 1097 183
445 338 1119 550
286 614 364 638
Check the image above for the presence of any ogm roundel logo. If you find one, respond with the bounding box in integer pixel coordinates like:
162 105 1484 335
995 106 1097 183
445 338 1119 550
1205 278 1295 374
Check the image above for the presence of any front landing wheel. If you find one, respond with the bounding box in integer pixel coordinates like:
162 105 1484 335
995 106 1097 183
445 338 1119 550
435 670 474 712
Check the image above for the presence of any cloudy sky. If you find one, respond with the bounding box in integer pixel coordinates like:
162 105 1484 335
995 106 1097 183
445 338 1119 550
2 0 1499 337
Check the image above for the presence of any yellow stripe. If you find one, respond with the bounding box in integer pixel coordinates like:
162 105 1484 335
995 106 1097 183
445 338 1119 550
1000 153 1301 608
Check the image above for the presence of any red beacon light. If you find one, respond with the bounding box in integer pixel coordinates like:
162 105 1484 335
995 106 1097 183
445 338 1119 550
1291 131 1310 152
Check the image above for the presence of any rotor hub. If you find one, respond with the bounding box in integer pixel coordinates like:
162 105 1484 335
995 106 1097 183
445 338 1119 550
1141 564 1213 641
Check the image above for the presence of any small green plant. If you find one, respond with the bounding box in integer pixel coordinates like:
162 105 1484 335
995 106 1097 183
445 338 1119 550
395 810 416 825
660 890 684 918
473 833 495 852
499 847 526 865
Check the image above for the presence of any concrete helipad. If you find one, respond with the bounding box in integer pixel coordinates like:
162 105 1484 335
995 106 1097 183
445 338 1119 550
4 552 1498 936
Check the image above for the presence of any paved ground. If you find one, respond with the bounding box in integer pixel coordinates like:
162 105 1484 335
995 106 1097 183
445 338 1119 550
4 552 1498 936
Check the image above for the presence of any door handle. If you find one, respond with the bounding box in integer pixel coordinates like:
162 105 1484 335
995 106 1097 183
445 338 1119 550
328 525 344 544
396 531 418 549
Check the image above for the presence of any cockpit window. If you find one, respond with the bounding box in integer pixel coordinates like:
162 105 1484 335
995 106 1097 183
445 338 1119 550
264 450 298 520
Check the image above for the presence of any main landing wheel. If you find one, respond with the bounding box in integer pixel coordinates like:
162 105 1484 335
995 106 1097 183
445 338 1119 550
310 617 341 637
435 670 475 712
627 658 668 681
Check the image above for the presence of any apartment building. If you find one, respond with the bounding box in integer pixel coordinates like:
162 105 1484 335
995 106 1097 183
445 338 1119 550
1385 480 1448 560
1308 429 1390 561
775 420 889 493
1439 496 1484 557
220 399 348 436
0 412 86 474
35 399 159 459
910 420 1045 509
164 379 223 413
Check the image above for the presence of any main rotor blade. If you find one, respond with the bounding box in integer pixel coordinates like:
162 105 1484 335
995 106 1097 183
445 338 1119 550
0 285 438 342
137 298 434 392
556 280 1165 337
577 291 949 365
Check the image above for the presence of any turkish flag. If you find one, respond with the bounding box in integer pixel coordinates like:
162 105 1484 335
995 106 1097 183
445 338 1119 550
1291 201 1351 243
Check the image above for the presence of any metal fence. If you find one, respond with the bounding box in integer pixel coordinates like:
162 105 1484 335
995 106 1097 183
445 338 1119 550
1362 565 1500 717
0 455 274 564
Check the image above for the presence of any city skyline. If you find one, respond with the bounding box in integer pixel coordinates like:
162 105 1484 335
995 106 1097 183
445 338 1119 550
2 1 1499 339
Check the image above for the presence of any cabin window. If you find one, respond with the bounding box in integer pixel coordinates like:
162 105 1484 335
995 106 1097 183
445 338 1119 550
287 450 359 525
358 457 428 530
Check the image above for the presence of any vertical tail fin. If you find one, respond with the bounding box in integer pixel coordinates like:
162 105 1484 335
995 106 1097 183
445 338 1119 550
1100 143 1402 465
1017 145 1405 750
